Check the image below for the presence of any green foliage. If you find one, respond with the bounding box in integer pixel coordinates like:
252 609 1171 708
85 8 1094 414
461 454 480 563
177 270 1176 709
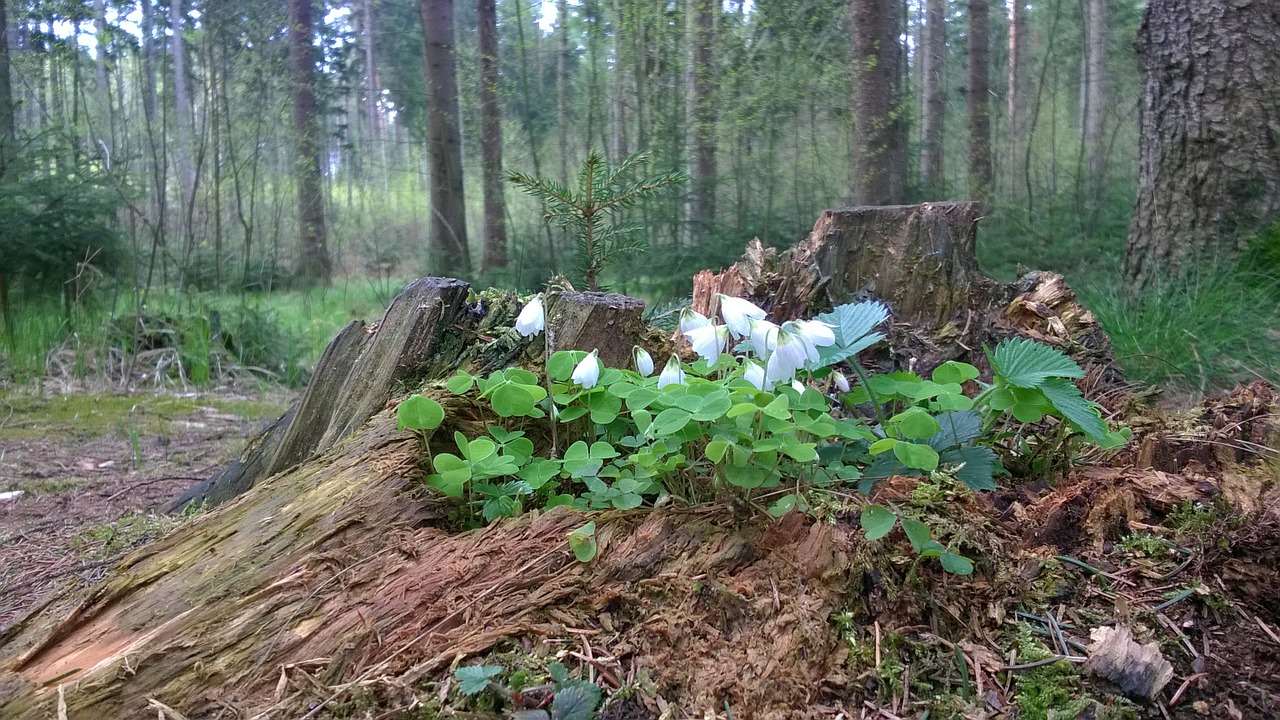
400 299 1128 575
507 151 687 290
456 665 504 696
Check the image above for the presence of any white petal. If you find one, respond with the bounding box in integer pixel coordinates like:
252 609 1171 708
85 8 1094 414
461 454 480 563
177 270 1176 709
572 351 601 389
765 351 797 385
684 324 727 365
743 360 770 391
774 330 810 370
680 309 712 335
658 356 687 389
797 319 836 347
514 294 545 337
791 380 806 394
832 370 851 393
747 318 779 357
633 346 654 376
718 294 766 338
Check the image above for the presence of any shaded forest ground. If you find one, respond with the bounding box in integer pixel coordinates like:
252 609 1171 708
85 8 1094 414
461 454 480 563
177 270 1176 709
0 391 290 630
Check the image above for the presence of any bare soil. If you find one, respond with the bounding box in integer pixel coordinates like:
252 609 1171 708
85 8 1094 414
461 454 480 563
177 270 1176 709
0 390 290 631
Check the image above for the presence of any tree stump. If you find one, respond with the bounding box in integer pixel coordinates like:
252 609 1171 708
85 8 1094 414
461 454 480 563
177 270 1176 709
692 202 1114 379
545 291 649 370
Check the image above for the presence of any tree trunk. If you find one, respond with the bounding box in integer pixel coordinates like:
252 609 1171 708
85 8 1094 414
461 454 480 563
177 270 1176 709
966 0 992 202
557 0 570 183
477 0 508 272
140 0 157 122
1124 0 1280 287
93 0 110 141
0 0 13 167
1082 0 1106 184
850 0 907 205
169 0 194 255
610 0 627 159
289 0 332 284
687 0 717 232
1006 0 1027 195
420 0 471 276
919 0 945 193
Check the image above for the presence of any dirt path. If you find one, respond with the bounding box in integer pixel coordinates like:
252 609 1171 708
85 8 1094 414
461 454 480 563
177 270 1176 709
0 391 291 630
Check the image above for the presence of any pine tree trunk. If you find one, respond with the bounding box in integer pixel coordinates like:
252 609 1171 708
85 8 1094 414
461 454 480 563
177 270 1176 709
289 0 332 284
688 0 717 232
1124 0 1280 287
169 0 194 263
610 0 627 159
557 0 570 183
1006 0 1027 195
1082 0 1106 183
850 0 907 205
0 0 13 164
919 0 945 193
93 0 110 142
420 0 471 275
477 0 508 271
966 0 992 202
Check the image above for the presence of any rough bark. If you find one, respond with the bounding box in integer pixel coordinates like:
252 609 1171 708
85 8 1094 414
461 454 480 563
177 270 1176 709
477 0 508 271
691 203 1113 376
687 0 717 232
966 0 993 202
421 0 471 276
545 291 649 370
1082 0 1107 183
0 0 13 165
1123 0 1280 287
1006 0 1027 192
919 0 946 192
289 0 332 284
850 0 907 205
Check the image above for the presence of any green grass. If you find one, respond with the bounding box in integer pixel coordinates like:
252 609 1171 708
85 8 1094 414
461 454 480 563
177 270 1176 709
1 279 405 388
0 392 291 441
1080 263 1280 397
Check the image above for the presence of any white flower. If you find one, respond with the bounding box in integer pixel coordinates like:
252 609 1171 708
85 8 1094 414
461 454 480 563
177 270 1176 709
633 346 654 376
746 317 779 358
684 324 729 365
791 380 806 394
514 294 545 337
658 355 687 389
718 294 766 338
794 319 836 348
743 360 771 391
773 328 813 370
765 350 798 386
680 308 712 335
832 370 851 393
572 350 601 389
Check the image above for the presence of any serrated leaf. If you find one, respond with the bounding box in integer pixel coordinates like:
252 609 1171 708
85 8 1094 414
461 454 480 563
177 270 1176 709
396 395 445 431
928 410 983 450
939 445 999 491
548 661 569 684
1039 377 1110 442
817 301 890 351
861 504 897 540
990 337 1085 388
550 682 601 720
900 518 932 552
456 665 503 696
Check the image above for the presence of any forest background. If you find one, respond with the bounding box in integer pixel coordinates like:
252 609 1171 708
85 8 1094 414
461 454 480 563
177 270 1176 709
0 0 1276 397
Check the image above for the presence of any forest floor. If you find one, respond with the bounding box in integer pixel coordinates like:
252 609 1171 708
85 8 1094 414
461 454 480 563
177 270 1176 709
1 386 1279 719
0 389 291 630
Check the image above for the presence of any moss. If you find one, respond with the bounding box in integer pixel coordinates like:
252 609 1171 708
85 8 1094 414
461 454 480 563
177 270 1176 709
0 392 288 441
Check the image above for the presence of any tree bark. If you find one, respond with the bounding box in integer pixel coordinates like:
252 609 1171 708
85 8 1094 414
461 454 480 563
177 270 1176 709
610 0 627 159
420 0 471 276
1006 0 1027 194
1124 0 1280 287
289 0 332 284
1082 0 1106 183
169 0 194 251
919 0 945 193
850 0 907 205
477 0 508 271
687 0 717 232
966 0 992 202
0 0 13 168
557 0 570 183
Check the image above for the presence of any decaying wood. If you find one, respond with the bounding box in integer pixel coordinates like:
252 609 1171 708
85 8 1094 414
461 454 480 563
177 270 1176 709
545 291 649 370
693 202 1115 380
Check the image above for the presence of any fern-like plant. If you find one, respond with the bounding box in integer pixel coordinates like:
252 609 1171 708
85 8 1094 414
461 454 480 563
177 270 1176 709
508 151 687 290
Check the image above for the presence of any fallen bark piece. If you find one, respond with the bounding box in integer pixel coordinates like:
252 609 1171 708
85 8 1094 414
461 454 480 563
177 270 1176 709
1084 625 1174 699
